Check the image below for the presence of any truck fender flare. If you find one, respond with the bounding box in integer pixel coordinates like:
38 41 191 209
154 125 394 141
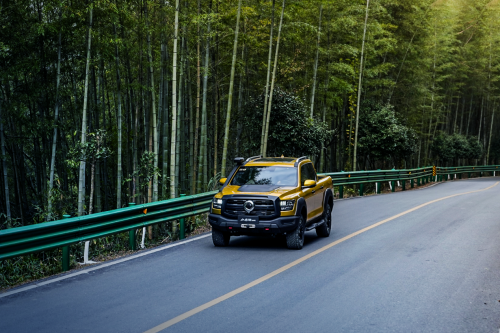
324 188 334 209
295 197 307 219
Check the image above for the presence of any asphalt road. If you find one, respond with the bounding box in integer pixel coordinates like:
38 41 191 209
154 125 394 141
1 178 500 333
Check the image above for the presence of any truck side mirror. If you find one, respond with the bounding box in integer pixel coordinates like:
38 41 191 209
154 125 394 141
219 178 227 185
303 180 316 188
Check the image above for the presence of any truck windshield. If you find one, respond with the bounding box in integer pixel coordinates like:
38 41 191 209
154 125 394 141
231 166 298 186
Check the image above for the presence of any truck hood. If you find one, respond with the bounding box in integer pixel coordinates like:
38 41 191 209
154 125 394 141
221 185 298 198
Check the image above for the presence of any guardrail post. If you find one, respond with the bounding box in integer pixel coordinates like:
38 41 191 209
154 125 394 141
411 179 414 188
179 194 186 239
459 173 462 179
391 181 396 192
417 178 420 186
62 214 71 272
376 182 381 194
339 185 344 199
358 184 363 196
468 172 471 178
402 180 406 191
128 203 137 251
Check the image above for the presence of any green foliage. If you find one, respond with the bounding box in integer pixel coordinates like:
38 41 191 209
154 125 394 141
431 133 483 162
358 102 417 162
241 88 332 158
124 151 161 200
0 250 63 289
67 129 111 164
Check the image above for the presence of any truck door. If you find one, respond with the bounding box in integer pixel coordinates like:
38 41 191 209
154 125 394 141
300 163 322 220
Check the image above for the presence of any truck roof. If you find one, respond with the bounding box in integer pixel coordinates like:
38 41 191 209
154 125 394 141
245 157 310 167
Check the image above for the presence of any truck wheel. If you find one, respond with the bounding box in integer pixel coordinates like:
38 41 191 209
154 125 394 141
316 204 331 237
286 215 305 249
212 229 230 247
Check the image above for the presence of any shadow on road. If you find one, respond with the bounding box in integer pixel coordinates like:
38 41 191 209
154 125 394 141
212 231 324 251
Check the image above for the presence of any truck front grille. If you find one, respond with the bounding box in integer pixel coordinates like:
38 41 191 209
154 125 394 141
224 198 275 218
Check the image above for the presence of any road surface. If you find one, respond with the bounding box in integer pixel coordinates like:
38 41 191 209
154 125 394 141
1 178 500 333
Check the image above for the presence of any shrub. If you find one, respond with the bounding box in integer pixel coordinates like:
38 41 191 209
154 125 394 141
240 88 332 158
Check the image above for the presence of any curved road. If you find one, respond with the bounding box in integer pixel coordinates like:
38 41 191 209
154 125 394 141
1 178 500 332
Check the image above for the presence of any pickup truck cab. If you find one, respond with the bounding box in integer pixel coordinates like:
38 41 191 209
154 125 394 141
208 156 334 249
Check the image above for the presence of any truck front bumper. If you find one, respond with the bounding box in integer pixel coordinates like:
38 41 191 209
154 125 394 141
208 214 300 235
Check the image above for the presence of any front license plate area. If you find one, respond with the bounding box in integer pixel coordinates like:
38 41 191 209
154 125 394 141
238 215 259 224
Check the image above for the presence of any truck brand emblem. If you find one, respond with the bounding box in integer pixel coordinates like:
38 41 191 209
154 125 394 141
243 200 255 213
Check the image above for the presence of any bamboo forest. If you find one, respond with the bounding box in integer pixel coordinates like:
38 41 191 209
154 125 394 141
1 0 499 226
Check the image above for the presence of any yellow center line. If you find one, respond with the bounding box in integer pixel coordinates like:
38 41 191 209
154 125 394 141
144 181 499 333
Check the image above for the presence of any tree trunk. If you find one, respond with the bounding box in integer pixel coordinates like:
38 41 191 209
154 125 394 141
487 102 495 164
352 0 370 172
214 82 218 177
175 37 184 196
192 0 201 194
158 42 164 195
145 3 158 202
197 19 210 193
310 4 322 119
235 46 245 156
466 96 472 137
478 96 484 142
260 0 275 155
170 0 180 199
78 7 93 216
426 30 437 163
162 42 169 198
0 94 10 220
262 0 286 157
220 0 242 177
113 22 123 209
48 13 62 221
453 96 460 133
88 159 95 215
459 96 465 135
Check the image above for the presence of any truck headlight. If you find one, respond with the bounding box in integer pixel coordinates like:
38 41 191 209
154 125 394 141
280 200 295 211
213 198 222 209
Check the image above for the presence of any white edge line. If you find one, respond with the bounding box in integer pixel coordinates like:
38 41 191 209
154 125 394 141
0 234 211 299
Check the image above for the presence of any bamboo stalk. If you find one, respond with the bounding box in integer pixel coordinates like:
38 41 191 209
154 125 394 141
260 0 276 156
78 7 93 216
352 0 370 172
221 0 242 177
262 0 285 157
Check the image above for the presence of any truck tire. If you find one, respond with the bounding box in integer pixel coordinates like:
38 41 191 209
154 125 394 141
286 215 305 249
316 203 331 237
212 229 230 247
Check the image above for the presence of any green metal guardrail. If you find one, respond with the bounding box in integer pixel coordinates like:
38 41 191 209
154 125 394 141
436 165 499 181
323 166 434 197
0 191 216 265
0 165 498 270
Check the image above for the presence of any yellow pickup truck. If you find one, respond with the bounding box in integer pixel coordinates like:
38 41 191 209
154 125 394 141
208 156 334 249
